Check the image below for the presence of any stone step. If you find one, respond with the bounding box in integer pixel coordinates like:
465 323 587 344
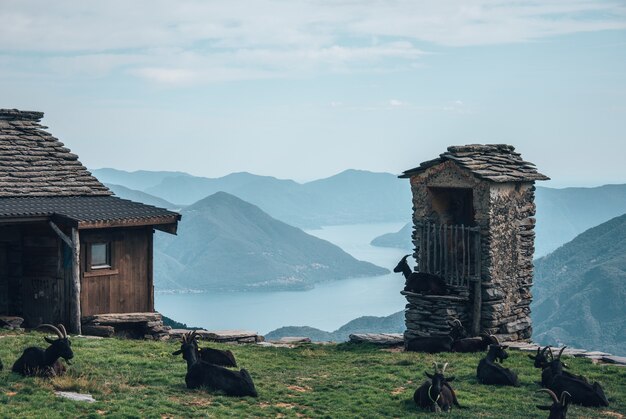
82 312 162 325
169 329 262 343
349 333 404 346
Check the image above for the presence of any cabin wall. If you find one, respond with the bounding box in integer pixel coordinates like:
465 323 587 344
80 227 153 317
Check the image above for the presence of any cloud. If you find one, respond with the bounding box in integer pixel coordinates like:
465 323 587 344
0 0 624 84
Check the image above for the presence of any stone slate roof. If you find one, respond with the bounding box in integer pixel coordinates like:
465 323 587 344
0 109 180 230
400 144 549 182
0 109 111 197
0 196 180 226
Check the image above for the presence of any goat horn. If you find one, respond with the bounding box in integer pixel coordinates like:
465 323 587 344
37 324 63 339
190 330 199 341
402 254 410 261
432 361 439 373
548 347 554 360
490 334 500 345
560 391 572 404
441 362 449 374
182 331 193 343
537 388 558 404
452 319 462 327
557 346 567 360
57 324 68 338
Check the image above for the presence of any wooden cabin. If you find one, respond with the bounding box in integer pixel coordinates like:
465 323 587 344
0 109 180 334
400 144 548 342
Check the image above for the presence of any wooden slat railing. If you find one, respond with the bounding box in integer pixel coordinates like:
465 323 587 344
415 220 480 288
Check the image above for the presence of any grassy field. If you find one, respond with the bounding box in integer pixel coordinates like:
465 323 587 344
0 332 624 418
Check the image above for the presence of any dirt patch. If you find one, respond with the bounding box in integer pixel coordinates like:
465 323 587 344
381 347 405 353
287 385 312 393
391 386 406 395
602 412 624 418
275 402 296 409
5 392 17 397
187 399 213 407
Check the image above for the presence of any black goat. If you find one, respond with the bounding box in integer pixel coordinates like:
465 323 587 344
542 347 608 407
12 324 73 377
529 345 552 369
394 255 447 295
414 362 461 412
537 347 586 387
172 331 257 397
536 389 571 419
453 334 497 353
185 332 238 367
405 320 466 353
198 346 238 368
476 342 519 386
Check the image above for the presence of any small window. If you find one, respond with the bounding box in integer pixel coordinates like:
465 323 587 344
90 242 111 269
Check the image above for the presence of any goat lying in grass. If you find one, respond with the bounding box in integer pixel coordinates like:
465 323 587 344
476 341 519 386
12 324 73 377
197 344 237 368
172 331 257 397
452 334 497 353
394 255 447 295
536 389 571 419
541 347 608 407
405 319 467 353
532 346 586 387
414 362 461 412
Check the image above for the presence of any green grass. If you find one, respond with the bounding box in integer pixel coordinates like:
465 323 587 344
0 332 624 418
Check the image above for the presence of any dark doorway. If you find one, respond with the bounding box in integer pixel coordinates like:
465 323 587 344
0 244 7 314
428 187 475 226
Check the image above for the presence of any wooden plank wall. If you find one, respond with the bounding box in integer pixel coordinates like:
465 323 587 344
80 227 152 316
21 224 65 327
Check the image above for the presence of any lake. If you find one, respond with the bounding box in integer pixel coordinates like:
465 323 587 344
155 222 409 334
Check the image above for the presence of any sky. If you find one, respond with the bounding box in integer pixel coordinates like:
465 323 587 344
1 1 625 187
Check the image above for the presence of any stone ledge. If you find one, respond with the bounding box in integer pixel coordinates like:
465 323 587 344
168 329 263 344
349 333 404 346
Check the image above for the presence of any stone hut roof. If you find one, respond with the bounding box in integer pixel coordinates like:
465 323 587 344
400 144 549 182
0 108 111 197
0 109 180 231
0 195 180 230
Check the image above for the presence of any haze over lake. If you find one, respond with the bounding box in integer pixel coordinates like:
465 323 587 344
155 222 407 333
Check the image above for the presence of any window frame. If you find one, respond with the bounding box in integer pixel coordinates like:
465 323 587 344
87 242 112 271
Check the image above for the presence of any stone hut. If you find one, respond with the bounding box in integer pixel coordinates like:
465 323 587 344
0 109 181 335
399 144 548 342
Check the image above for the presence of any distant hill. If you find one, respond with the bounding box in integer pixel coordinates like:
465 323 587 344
265 310 405 342
105 183 179 210
532 213 626 356
92 168 192 191
99 169 412 228
154 192 388 291
534 184 626 257
369 222 412 250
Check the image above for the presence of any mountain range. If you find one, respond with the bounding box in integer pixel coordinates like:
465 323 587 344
92 168 412 229
532 213 626 356
153 191 387 291
265 310 405 342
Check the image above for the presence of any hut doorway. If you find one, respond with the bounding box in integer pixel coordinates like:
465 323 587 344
428 187 475 226
0 244 7 314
